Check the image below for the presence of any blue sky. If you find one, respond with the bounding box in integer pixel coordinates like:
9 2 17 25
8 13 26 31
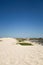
0 0 43 38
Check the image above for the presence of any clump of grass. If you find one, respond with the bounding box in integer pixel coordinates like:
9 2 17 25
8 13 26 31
18 43 33 46
16 38 26 42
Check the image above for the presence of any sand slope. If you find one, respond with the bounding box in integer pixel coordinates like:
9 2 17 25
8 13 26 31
0 38 43 65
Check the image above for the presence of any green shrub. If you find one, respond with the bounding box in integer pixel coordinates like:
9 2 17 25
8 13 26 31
16 38 26 42
18 43 33 46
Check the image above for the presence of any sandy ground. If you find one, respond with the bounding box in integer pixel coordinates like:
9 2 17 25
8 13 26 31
0 38 43 65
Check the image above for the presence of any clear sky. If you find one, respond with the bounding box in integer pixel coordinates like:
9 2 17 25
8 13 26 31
0 0 43 38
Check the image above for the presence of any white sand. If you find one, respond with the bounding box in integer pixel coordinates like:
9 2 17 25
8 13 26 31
0 38 43 65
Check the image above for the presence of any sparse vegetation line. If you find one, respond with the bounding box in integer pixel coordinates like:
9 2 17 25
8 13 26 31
18 43 33 46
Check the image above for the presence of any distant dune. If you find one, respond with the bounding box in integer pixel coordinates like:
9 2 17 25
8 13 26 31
0 38 18 45
0 38 43 65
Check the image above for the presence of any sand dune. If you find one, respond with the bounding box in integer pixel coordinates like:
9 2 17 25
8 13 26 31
0 38 43 65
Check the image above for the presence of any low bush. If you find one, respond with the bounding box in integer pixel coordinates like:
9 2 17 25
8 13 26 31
18 43 33 46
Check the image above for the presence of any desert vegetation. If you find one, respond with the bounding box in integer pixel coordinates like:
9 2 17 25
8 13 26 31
29 38 43 45
29 38 43 40
16 38 43 45
18 42 33 46
16 38 26 42
16 38 33 46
